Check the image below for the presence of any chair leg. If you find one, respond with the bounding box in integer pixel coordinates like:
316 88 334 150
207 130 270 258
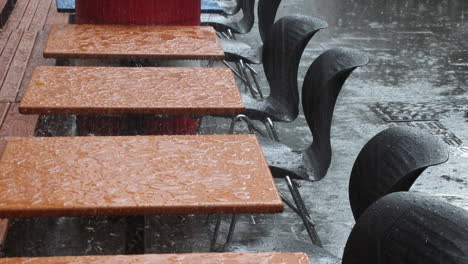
234 61 250 94
229 114 268 138
210 215 222 251
279 192 317 236
239 60 259 99
285 176 323 247
247 64 264 100
221 31 231 39
263 118 280 141
224 214 238 248
228 29 236 40
222 60 249 84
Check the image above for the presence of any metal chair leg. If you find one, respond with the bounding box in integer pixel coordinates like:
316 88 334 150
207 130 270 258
228 29 236 40
229 114 268 138
264 118 280 141
221 31 231 39
239 60 258 99
279 192 317 234
247 64 264 100
210 215 222 251
224 214 238 247
207 60 215 67
205 214 212 225
285 176 323 247
234 61 250 93
222 60 249 84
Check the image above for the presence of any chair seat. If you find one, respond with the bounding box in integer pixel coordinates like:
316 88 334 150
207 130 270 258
243 96 296 122
201 13 243 34
258 137 314 181
220 38 261 64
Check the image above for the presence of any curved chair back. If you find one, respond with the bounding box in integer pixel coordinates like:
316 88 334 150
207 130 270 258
237 0 256 34
258 0 282 43
302 48 368 181
263 15 328 122
348 127 449 219
343 192 468 264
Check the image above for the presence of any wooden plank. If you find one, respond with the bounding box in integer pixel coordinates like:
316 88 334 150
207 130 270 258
0 30 36 101
0 103 10 248
16 30 52 102
44 24 225 60
0 253 311 264
28 0 51 31
15 0 38 30
0 135 283 218
0 30 22 92
2 0 30 32
20 66 244 115
43 0 68 29
0 102 9 126
0 0 14 28
0 103 37 154
0 102 10 153
0 30 12 55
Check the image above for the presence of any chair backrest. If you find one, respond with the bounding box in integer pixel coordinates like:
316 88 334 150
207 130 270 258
302 48 368 181
343 192 468 264
257 0 282 43
348 127 449 219
263 15 328 122
237 0 256 34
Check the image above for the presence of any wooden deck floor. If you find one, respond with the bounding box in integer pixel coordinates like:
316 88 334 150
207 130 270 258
0 0 68 146
0 0 69 251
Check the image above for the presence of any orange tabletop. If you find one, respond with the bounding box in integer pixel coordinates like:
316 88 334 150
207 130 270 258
19 66 244 115
0 135 283 218
44 24 225 60
0 252 311 264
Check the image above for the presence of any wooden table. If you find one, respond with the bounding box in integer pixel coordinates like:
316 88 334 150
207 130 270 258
0 252 311 263
0 135 283 218
44 24 225 60
20 66 244 116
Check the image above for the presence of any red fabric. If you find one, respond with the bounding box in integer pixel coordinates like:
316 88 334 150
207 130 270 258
147 117 199 135
77 116 121 136
76 0 201 25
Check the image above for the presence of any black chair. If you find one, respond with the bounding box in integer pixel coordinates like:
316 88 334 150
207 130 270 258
258 0 283 43
235 48 368 181
228 48 367 246
228 14 328 129
348 126 449 219
201 0 256 37
227 192 468 264
217 0 241 15
219 0 289 99
343 192 468 264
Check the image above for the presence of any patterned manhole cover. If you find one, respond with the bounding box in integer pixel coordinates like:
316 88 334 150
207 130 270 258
370 100 468 122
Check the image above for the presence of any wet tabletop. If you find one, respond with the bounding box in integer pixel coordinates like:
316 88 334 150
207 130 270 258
0 252 310 264
43 24 225 60
20 66 244 115
0 135 283 218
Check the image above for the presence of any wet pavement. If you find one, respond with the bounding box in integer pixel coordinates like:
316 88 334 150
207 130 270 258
4 0 468 261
